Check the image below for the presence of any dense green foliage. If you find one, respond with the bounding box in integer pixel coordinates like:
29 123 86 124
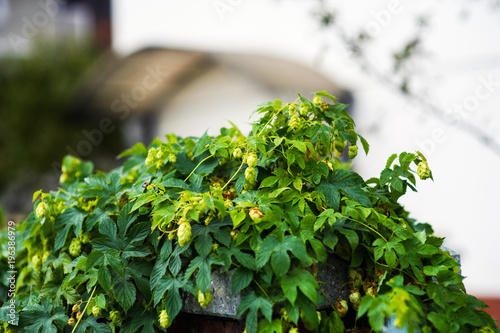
1 93 497 332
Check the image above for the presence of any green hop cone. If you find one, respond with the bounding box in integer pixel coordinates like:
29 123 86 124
156 149 164 159
299 104 311 117
313 96 323 106
69 238 82 257
246 152 258 167
32 253 42 273
92 305 102 317
67 318 75 326
348 144 358 159
233 148 243 159
178 221 192 247
316 140 328 156
244 166 256 183
80 232 91 244
417 160 431 180
349 289 361 311
334 137 347 153
168 153 177 164
159 310 171 329
224 199 234 209
289 103 297 116
198 289 212 308
289 115 301 132
35 202 48 219
145 155 155 166
289 327 299 333
109 310 121 323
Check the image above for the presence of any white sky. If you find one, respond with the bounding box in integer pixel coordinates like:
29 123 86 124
112 0 500 297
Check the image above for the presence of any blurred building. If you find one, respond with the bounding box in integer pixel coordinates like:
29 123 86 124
74 47 351 147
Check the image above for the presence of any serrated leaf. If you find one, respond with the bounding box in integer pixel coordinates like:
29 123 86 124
54 207 86 250
231 266 253 295
237 291 273 333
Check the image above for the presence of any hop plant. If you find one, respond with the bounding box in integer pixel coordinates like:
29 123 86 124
417 160 431 180
80 231 91 244
334 137 347 154
249 207 264 223
348 144 358 159
169 153 177 164
245 166 256 183
72 303 80 313
91 305 102 317
109 310 121 323
32 253 42 273
178 220 192 247
349 289 361 311
299 104 311 117
159 310 171 329
35 202 48 219
289 115 301 132
335 298 348 318
313 96 323 106
198 289 212 308
233 148 243 159
246 152 258 168
288 103 297 116
67 318 75 326
69 238 82 257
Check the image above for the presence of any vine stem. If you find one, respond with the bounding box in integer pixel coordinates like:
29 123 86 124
342 215 388 243
317 281 336 310
221 161 244 191
71 285 97 333
184 155 214 182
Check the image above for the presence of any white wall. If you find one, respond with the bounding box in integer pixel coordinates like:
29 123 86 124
112 0 500 297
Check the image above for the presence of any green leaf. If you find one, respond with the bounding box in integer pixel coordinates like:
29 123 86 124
231 266 253 295
54 207 86 250
237 291 273 333
281 268 318 305
314 90 337 103
119 142 148 158
114 279 136 313
317 169 371 210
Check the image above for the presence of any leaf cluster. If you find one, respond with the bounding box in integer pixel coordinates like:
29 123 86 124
0 93 497 332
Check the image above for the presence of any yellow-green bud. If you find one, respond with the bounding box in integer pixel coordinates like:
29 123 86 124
169 153 177 164
289 103 297 116
313 96 323 106
109 310 121 322
32 253 42 273
334 137 347 153
289 327 299 333
230 230 238 241
348 144 358 159
244 166 256 182
145 155 155 166
72 303 80 313
224 199 234 209
417 160 431 180
349 289 361 311
246 152 258 167
289 115 301 132
299 104 311 117
76 312 82 320
68 318 75 326
69 238 82 257
156 149 164 159
80 232 91 244
233 148 243 159
178 221 192 247
159 310 171 328
92 305 102 317
35 202 48 219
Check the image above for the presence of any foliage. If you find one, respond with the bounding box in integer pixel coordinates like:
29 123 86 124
1 93 498 332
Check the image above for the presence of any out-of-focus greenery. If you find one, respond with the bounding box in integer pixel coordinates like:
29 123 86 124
0 39 120 192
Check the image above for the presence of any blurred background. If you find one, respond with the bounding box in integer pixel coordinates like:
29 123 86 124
0 0 499 320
